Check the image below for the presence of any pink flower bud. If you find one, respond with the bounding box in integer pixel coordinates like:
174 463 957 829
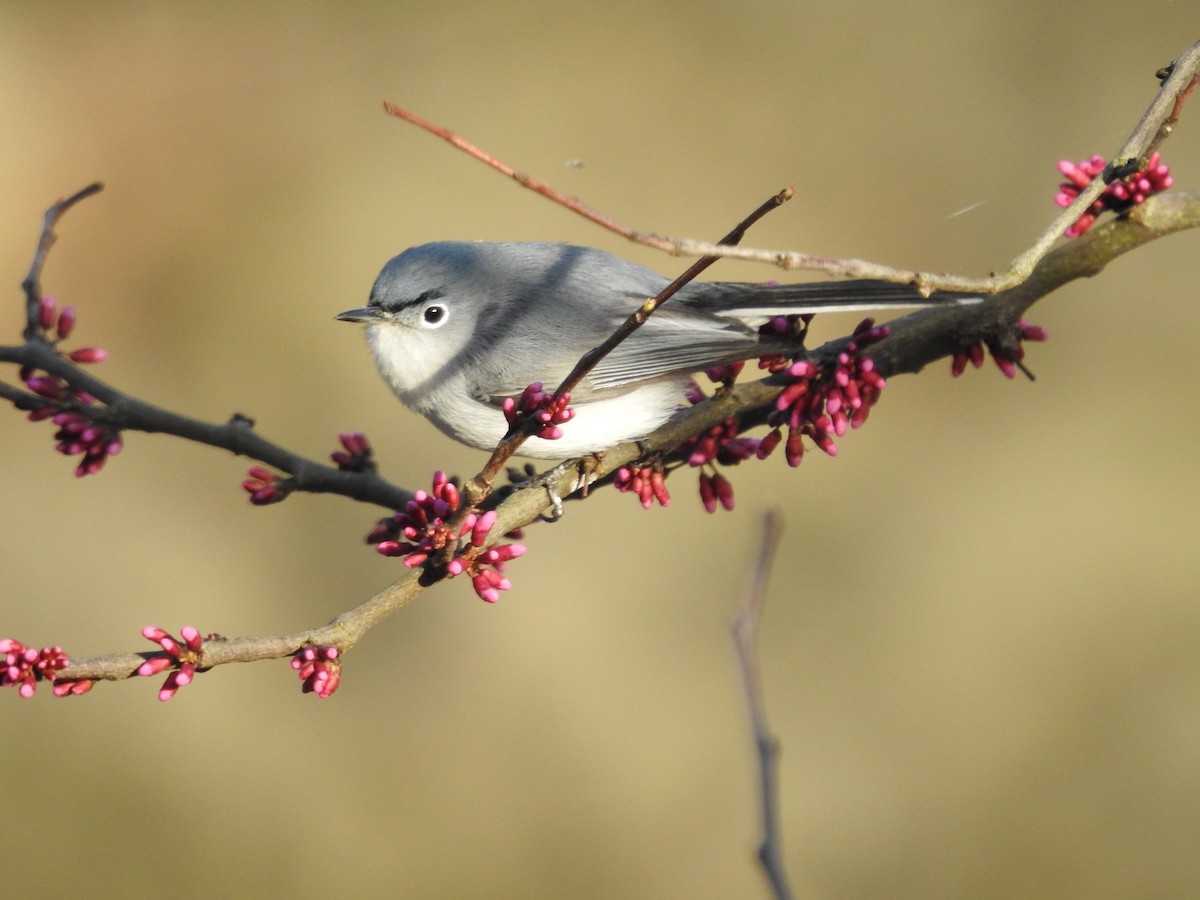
25 375 63 399
698 472 716 514
38 296 55 331
137 656 173 677
56 306 76 339
68 347 108 364
785 430 805 467
472 509 497 547
473 574 500 603
711 472 735 511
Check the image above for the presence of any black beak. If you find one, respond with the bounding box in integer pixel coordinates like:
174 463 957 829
335 307 382 323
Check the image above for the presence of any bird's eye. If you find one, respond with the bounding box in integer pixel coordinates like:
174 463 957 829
422 304 447 327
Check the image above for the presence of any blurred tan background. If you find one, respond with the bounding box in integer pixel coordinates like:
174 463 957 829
2 3 1198 898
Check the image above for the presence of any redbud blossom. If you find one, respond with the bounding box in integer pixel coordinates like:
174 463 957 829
0 639 73 699
20 301 118 476
292 646 341 698
767 319 888 466
374 471 525 602
330 431 374 471
1055 153 1172 237
56 305 76 340
952 319 1047 380
138 625 204 701
502 383 574 440
614 464 671 509
242 466 287 505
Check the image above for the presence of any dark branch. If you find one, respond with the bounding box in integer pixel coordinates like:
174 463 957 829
21 183 104 342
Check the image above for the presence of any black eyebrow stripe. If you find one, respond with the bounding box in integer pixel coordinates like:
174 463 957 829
383 287 444 313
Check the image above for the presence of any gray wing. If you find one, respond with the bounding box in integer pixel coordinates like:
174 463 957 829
462 244 961 399
585 304 786 392
581 277 970 392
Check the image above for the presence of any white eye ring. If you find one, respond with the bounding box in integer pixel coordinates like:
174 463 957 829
421 303 448 328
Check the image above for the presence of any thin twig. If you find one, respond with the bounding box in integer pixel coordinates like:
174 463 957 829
17 50 1200 688
383 103 683 250
22 182 104 341
45 188 1200 687
459 187 793 507
2 187 414 512
731 511 792 900
384 38 1200 296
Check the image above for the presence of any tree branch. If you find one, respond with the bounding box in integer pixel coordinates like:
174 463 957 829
6 40 1199 692
384 39 1200 295
44 186 1200 686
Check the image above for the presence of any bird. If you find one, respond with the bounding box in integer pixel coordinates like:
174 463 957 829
337 241 971 459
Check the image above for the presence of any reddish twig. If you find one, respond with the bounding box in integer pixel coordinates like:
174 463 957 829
384 38 1200 298
383 102 682 253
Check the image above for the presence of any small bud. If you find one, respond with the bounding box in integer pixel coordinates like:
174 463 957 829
38 296 55 331
56 306 77 339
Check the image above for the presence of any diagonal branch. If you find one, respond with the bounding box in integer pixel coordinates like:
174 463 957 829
460 187 793 505
384 38 1200 296
4 186 414 512
16 40 1200 689
48 187 1200 687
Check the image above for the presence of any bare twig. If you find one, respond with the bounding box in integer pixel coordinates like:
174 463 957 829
22 182 104 341
459 187 793 507
384 38 1200 296
13 46 1200 690
731 511 792 900
2 187 414 512
31 186 1200 689
0 338 414 510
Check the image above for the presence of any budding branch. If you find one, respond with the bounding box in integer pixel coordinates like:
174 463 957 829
1 39 1198 691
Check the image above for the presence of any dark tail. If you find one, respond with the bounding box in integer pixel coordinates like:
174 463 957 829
680 280 980 318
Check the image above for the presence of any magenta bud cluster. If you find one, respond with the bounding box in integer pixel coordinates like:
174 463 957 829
619 319 895 514
614 464 671 509
19 299 118 477
137 625 203 702
682 418 760 468
0 638 85 698
49 410 122 476
755 314 812 373
952 319 1048 379
330 431 374 472
242 466 288 505
292 645 342 698
673 416 765 514
1055 152 1172 237
698 470 735 513
763 318 890 466
502 382 574 440
373 471 526 603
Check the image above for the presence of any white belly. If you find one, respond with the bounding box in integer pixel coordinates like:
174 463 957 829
420 380 689 459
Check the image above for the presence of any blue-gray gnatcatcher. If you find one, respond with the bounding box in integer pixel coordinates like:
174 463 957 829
337 241 970 458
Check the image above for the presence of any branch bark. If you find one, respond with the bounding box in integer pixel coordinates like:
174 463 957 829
5 37 1199 690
